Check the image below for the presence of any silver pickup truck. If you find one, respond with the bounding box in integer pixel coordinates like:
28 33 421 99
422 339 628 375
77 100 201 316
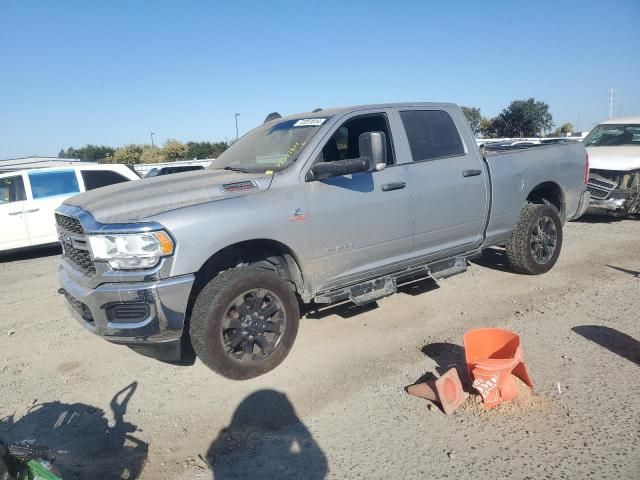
56 103 589 379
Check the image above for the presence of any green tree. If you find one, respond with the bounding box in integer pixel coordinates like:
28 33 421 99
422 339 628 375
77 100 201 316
113 144 143 164
492 98 554 137
59 145 115 161
139 146 165 164
163 140 188 161
211 141 229 157
461 106 482 136
186 141 210 159
59 147 78 159
479 117 498 138
551 122 573 137
186 141 230 159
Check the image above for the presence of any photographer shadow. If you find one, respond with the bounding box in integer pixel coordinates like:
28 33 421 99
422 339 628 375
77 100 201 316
207 390 327 480
0 382 147 480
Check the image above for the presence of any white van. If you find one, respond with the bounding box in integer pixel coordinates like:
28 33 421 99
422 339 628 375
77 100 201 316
0 164 139 252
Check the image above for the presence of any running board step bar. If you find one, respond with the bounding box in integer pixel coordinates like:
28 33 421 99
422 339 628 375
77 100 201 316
349 276 397 306
313 256 469 306
429 257 467 280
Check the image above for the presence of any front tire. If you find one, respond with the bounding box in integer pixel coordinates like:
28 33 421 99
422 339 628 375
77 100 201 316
506 204 563 275
190 266 300 380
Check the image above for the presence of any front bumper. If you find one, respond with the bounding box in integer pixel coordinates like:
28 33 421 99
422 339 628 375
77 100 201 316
586 197 630 216
58 264 194 362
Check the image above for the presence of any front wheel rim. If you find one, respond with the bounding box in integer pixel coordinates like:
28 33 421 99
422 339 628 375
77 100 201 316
530 215 558 264
220 288 286 364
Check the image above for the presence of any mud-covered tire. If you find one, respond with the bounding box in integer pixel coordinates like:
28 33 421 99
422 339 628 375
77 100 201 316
190 266 300 380
506 204 563 275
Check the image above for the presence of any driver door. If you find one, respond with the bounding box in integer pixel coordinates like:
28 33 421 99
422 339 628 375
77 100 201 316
302 111 413 292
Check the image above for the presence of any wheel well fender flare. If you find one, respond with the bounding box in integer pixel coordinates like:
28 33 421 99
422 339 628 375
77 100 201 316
526 181 566 219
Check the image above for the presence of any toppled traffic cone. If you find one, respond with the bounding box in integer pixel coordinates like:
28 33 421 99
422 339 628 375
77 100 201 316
406 368 468 415
463 328 533 409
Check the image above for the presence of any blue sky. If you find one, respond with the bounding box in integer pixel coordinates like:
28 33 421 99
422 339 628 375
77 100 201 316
1 0 639 158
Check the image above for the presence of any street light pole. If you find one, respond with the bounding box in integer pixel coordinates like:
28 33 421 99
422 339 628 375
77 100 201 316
234 114 240 141
609 88 614 120
150 132 156 149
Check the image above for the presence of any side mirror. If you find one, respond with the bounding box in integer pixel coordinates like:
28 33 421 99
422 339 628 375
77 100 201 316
305 130 389 181
359 131 388 172
306 157 372 181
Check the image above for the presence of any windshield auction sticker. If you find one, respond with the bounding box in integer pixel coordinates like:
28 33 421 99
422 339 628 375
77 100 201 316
293 118 326 127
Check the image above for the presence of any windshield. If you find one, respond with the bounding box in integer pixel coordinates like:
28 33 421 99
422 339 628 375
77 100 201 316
583 124 640 147
208 117 328 173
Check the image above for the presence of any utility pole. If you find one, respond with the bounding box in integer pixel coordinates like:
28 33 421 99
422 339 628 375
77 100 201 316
609 88 614 119
234 113 240 141
150 132 156 149
576 111 580 133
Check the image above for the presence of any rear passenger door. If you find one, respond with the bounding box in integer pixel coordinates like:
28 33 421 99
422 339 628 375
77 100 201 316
80 169 130 191
0 174 30 250
24 169 81 246
395 108 489 257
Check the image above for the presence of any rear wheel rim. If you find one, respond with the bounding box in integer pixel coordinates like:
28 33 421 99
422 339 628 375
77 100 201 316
220 288 286 364
530 215 557 264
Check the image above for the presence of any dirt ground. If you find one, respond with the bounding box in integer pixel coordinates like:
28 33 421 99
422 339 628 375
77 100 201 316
1 217 639 480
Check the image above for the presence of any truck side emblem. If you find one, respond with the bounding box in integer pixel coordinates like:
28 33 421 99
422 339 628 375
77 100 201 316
290 208 307 222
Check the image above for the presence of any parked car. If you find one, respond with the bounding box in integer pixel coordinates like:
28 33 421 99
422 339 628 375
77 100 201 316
55 102 589 379
584 117 640 217
144 165 204 177
0 164 139 252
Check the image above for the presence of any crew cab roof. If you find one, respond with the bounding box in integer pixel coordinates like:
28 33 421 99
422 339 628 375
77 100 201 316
266 102 460 123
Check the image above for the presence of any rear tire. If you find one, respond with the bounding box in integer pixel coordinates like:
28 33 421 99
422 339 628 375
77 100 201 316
506 204 563 275
190 266 300 380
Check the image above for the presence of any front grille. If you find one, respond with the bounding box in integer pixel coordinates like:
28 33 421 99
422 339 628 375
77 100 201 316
55 213 84 234
587 175 617 201
63 291 93 322
589 177 617 190
588 186 610 199
63 243 96 275
56 213 96 275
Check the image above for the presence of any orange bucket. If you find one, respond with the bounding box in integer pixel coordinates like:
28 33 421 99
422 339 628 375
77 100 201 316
463 328 533 409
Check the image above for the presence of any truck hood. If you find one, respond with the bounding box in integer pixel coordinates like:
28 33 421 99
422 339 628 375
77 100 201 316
64 169 273 224
587 146 640 171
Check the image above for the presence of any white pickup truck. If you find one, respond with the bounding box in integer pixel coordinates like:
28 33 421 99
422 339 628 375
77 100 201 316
585 117 640 216
0 164 139 253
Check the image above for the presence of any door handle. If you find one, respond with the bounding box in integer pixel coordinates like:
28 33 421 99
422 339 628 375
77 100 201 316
8 211 23 216
24 208 40 213
381 182 406 192
462 169 482 177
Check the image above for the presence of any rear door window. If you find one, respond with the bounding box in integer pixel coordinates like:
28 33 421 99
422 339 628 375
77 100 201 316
28 170 80 199
400 110 465 162
81 170 130 190
0 175 27 204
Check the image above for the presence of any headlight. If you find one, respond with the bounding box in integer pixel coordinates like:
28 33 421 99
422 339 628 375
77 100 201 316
87 231 174 270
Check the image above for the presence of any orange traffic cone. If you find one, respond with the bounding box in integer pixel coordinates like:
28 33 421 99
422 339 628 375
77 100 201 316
406 368 468 415
463 328 533 409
